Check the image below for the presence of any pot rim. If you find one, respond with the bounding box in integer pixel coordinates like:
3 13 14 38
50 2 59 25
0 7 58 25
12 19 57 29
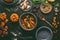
36 26 53 40
19 12 37 31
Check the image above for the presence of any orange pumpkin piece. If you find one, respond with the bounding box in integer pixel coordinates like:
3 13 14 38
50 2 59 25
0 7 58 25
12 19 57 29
10 13 19 22
1 22 5 27
0 12 7 20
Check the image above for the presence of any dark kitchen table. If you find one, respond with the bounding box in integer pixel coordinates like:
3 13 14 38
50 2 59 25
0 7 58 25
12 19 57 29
0 0 60 40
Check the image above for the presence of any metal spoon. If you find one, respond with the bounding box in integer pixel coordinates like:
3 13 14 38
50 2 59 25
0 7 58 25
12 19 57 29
38 14 54 28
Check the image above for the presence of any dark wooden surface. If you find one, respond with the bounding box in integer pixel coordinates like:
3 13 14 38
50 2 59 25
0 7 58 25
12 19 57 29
0 0 60 40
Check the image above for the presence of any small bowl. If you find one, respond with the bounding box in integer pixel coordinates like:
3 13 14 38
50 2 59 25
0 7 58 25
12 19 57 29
40 3 52 14
36 26 53 40
20 0 32 11
1 0 18 5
